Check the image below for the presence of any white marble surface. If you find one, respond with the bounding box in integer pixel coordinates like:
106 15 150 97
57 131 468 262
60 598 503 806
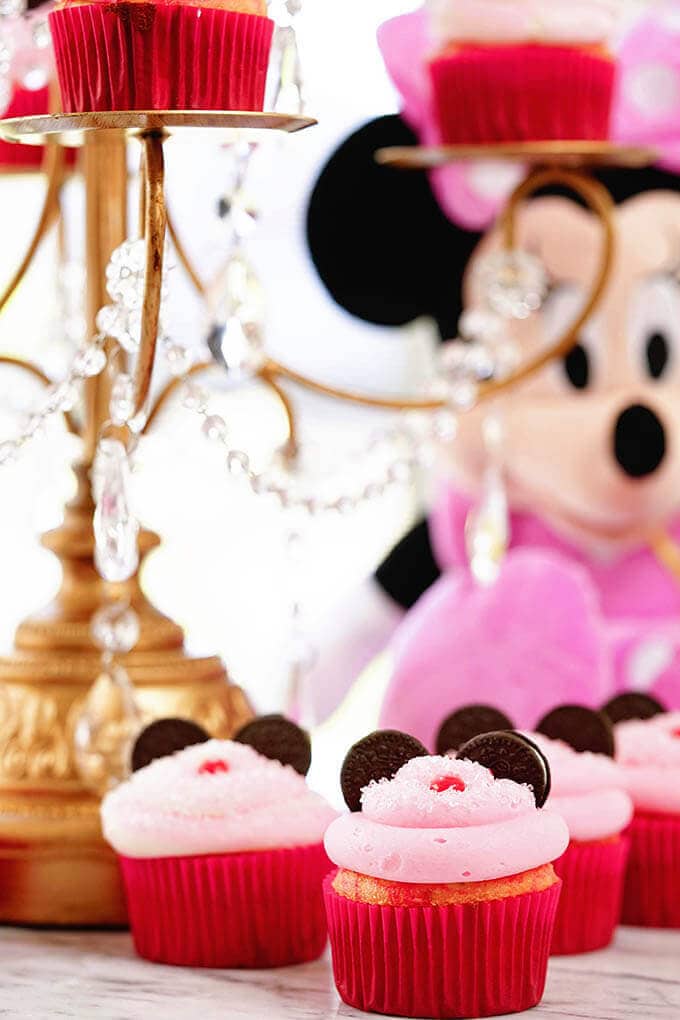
1 926 678 1020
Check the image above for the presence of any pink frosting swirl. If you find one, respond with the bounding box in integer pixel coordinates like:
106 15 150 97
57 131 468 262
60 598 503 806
528 734 633 841
428 0 618 47
324 756 568 884
101 739 337 859
615 713 680 815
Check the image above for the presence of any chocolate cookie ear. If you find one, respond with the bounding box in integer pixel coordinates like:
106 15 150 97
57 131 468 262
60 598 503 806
536 705 614 757
131 718 210 773
602 693 666 725
234 714 312 776
340 730 428 812
436 705 514 755
457 731 551 808
306 114 481 340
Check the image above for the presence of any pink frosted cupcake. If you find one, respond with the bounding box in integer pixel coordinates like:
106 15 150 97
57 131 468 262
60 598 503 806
102 715 336 967
609 697 680 928
531 706 632 954
436 703 632 954
427 0 618 144
324 729 568 1018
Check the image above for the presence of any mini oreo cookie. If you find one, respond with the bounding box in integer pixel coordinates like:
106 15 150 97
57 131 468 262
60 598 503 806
340 730 428 812
536 704 614 758
234 714 312 776
131 717 210 773
435 705 513 755
602 692 666 725
457 730 551 807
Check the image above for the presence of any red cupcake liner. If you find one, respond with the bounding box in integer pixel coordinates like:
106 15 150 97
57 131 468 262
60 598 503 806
0 86 77 172
324 873 561 1019
49 5 274 113
622 812 680 928
551 836 629 955
429 45 615 145
119 842 332 967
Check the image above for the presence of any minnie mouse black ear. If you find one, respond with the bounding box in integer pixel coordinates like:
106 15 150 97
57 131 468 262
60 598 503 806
340 729 428 811
601 692 666 725
436 705 514 755
234 714 312 776
306 114 480 339
130 718 210 772
536 705 614 757
457 731 551 807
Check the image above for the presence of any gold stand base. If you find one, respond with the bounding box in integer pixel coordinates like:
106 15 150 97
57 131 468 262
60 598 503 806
0 794 125 926
0 467 253 926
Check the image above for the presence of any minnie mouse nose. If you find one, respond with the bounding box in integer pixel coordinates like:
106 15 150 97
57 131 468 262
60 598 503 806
613 404 666 479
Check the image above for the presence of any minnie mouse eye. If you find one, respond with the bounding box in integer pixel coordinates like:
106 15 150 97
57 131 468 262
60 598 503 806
563 342 590 389
543 283 594 391
629 275 680 380
646 331 670 379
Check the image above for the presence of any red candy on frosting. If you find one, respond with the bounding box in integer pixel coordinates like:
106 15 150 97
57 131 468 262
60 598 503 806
430 775 466 793
199 759 230 775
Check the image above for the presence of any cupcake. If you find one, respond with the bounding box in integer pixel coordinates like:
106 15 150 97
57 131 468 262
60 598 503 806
605 693 680 928
531 706 632 954
426 0 619 144
102 714 336 967
324 729 568 1018
436 703 633 954
1 86 56 173
0 6 78 172
49 0 274 113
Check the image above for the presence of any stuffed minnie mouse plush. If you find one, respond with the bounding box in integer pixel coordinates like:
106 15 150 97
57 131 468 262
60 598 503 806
304 5 680 746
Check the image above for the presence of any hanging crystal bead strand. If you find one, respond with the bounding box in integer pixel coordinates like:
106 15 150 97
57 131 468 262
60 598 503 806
207 144 266 379
73 602 143 795
97 238 172 357
77 221 176 792
0 334 106 468
465 412 510 586
91 234 178 581
267 0 305 114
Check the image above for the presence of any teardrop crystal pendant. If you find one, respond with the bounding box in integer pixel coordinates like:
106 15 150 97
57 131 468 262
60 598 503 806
268 1 304 113
273 24 304 114
93 438 140 583
91 601 140 655
206 250 266 377
73 665 143 796
465 464 509 586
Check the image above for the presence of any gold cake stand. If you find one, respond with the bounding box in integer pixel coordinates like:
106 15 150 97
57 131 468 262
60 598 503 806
0 110 314 926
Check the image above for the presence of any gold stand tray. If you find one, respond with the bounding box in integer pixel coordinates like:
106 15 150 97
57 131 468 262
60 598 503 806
376 140 658 170
0 110 317 147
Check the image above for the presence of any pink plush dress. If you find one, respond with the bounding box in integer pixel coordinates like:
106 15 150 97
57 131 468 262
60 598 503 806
380 487 680 747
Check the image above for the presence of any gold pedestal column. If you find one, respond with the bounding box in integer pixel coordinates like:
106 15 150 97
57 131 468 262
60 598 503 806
0 132 251 926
